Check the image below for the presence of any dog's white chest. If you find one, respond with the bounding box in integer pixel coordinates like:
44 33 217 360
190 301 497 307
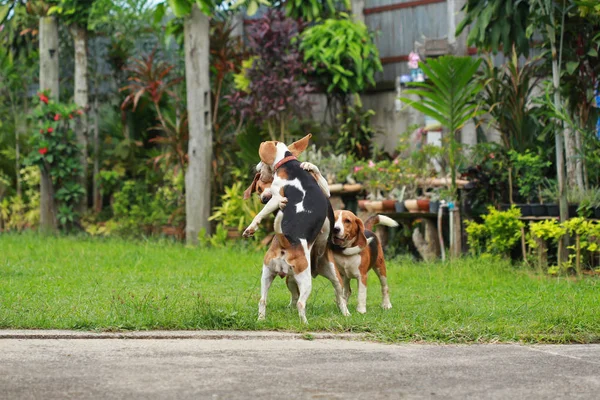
333 253 362 278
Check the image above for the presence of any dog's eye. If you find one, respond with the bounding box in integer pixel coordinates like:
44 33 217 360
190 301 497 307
344 219 350 224
257 187 263 194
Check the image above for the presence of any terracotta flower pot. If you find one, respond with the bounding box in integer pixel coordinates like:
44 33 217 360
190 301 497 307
358 199 368 211
343 183 362 192
382 199 396 211
417 198 430 212
404 199 419 213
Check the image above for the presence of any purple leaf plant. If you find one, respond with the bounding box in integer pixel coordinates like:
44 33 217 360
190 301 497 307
228 9 313 142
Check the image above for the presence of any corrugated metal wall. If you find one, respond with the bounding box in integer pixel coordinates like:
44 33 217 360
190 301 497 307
364 0 449 82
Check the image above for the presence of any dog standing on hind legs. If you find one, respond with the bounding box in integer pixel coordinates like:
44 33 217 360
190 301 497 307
243 134 349 323
331 211 398 314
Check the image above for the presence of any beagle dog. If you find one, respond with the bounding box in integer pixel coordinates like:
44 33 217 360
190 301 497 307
331 211 398 314
243 134 349 323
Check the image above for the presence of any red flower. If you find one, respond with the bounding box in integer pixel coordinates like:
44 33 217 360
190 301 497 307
38 147 48 155
54 114 61 121
38 93 49 104
40 129 44 134
69 114 73 119
76 109 84 115
47 127 54 133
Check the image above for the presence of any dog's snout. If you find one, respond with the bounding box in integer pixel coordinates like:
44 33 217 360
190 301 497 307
333 226 341 234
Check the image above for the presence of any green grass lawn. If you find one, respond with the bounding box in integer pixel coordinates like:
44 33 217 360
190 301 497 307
1 234 599 343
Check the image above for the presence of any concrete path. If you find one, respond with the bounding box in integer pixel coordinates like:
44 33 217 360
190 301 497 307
2 330 600 399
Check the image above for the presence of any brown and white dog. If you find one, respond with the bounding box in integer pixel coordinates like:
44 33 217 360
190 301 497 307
331 211 398 314
243 134 349 323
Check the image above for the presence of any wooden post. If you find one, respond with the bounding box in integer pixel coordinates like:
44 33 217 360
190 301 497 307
520 227 527 264
450 208 462 258
39 16 59 233
184 5 213 245
575 234 581 276
536 237 547 273
72 24 89 214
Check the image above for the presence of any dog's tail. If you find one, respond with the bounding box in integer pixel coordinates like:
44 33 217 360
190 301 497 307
364 215 399 231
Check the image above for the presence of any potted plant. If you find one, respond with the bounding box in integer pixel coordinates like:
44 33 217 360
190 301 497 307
577 187 600 219
403 180 419 213
540 179 559 217
354 160 385 211
567 187 586 218
509 150 550 217
429 190 441 213
301 145 348 192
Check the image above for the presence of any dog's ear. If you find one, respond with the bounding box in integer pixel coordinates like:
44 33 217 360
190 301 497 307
354 218 368 249
243 173 261 200
288 134 312 157
259 141 277 166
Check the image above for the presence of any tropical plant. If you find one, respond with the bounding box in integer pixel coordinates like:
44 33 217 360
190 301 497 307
478 49 542 153
300 16 381 123
401 55 485 198
283 0 350 21
335 94 378 160
228 9 313 143
456 0 531 57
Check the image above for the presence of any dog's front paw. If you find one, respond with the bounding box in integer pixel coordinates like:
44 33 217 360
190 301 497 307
279 197 288 210
243 224 257 238
300 162 317 172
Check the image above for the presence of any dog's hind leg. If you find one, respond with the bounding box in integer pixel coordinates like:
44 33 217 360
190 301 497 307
316 251 350 316
373 260 392 310
287 240 312 324
294 267 312 324
286 276 299 308
356 275 368 314
258 265 276 320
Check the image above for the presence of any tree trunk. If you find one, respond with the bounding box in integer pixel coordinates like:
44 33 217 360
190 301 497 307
93 85 101 213
552 61 568 262
351 0 365 24
184 5 213 245
574 127 585 190
72 24 89 214
39 16 59 233
565 125 577 188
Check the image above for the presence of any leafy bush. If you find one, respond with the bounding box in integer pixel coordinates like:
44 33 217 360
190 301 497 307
300 17 381 95
0 166 40 232
284 0 350 21
465 206 524 257
24 93 85 230
229 9 313 143
508 149 550 203
335 94 378 160
209 181 265 235
104 169 184 238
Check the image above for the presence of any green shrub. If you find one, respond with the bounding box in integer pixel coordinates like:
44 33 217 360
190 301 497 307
465 206 524 257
